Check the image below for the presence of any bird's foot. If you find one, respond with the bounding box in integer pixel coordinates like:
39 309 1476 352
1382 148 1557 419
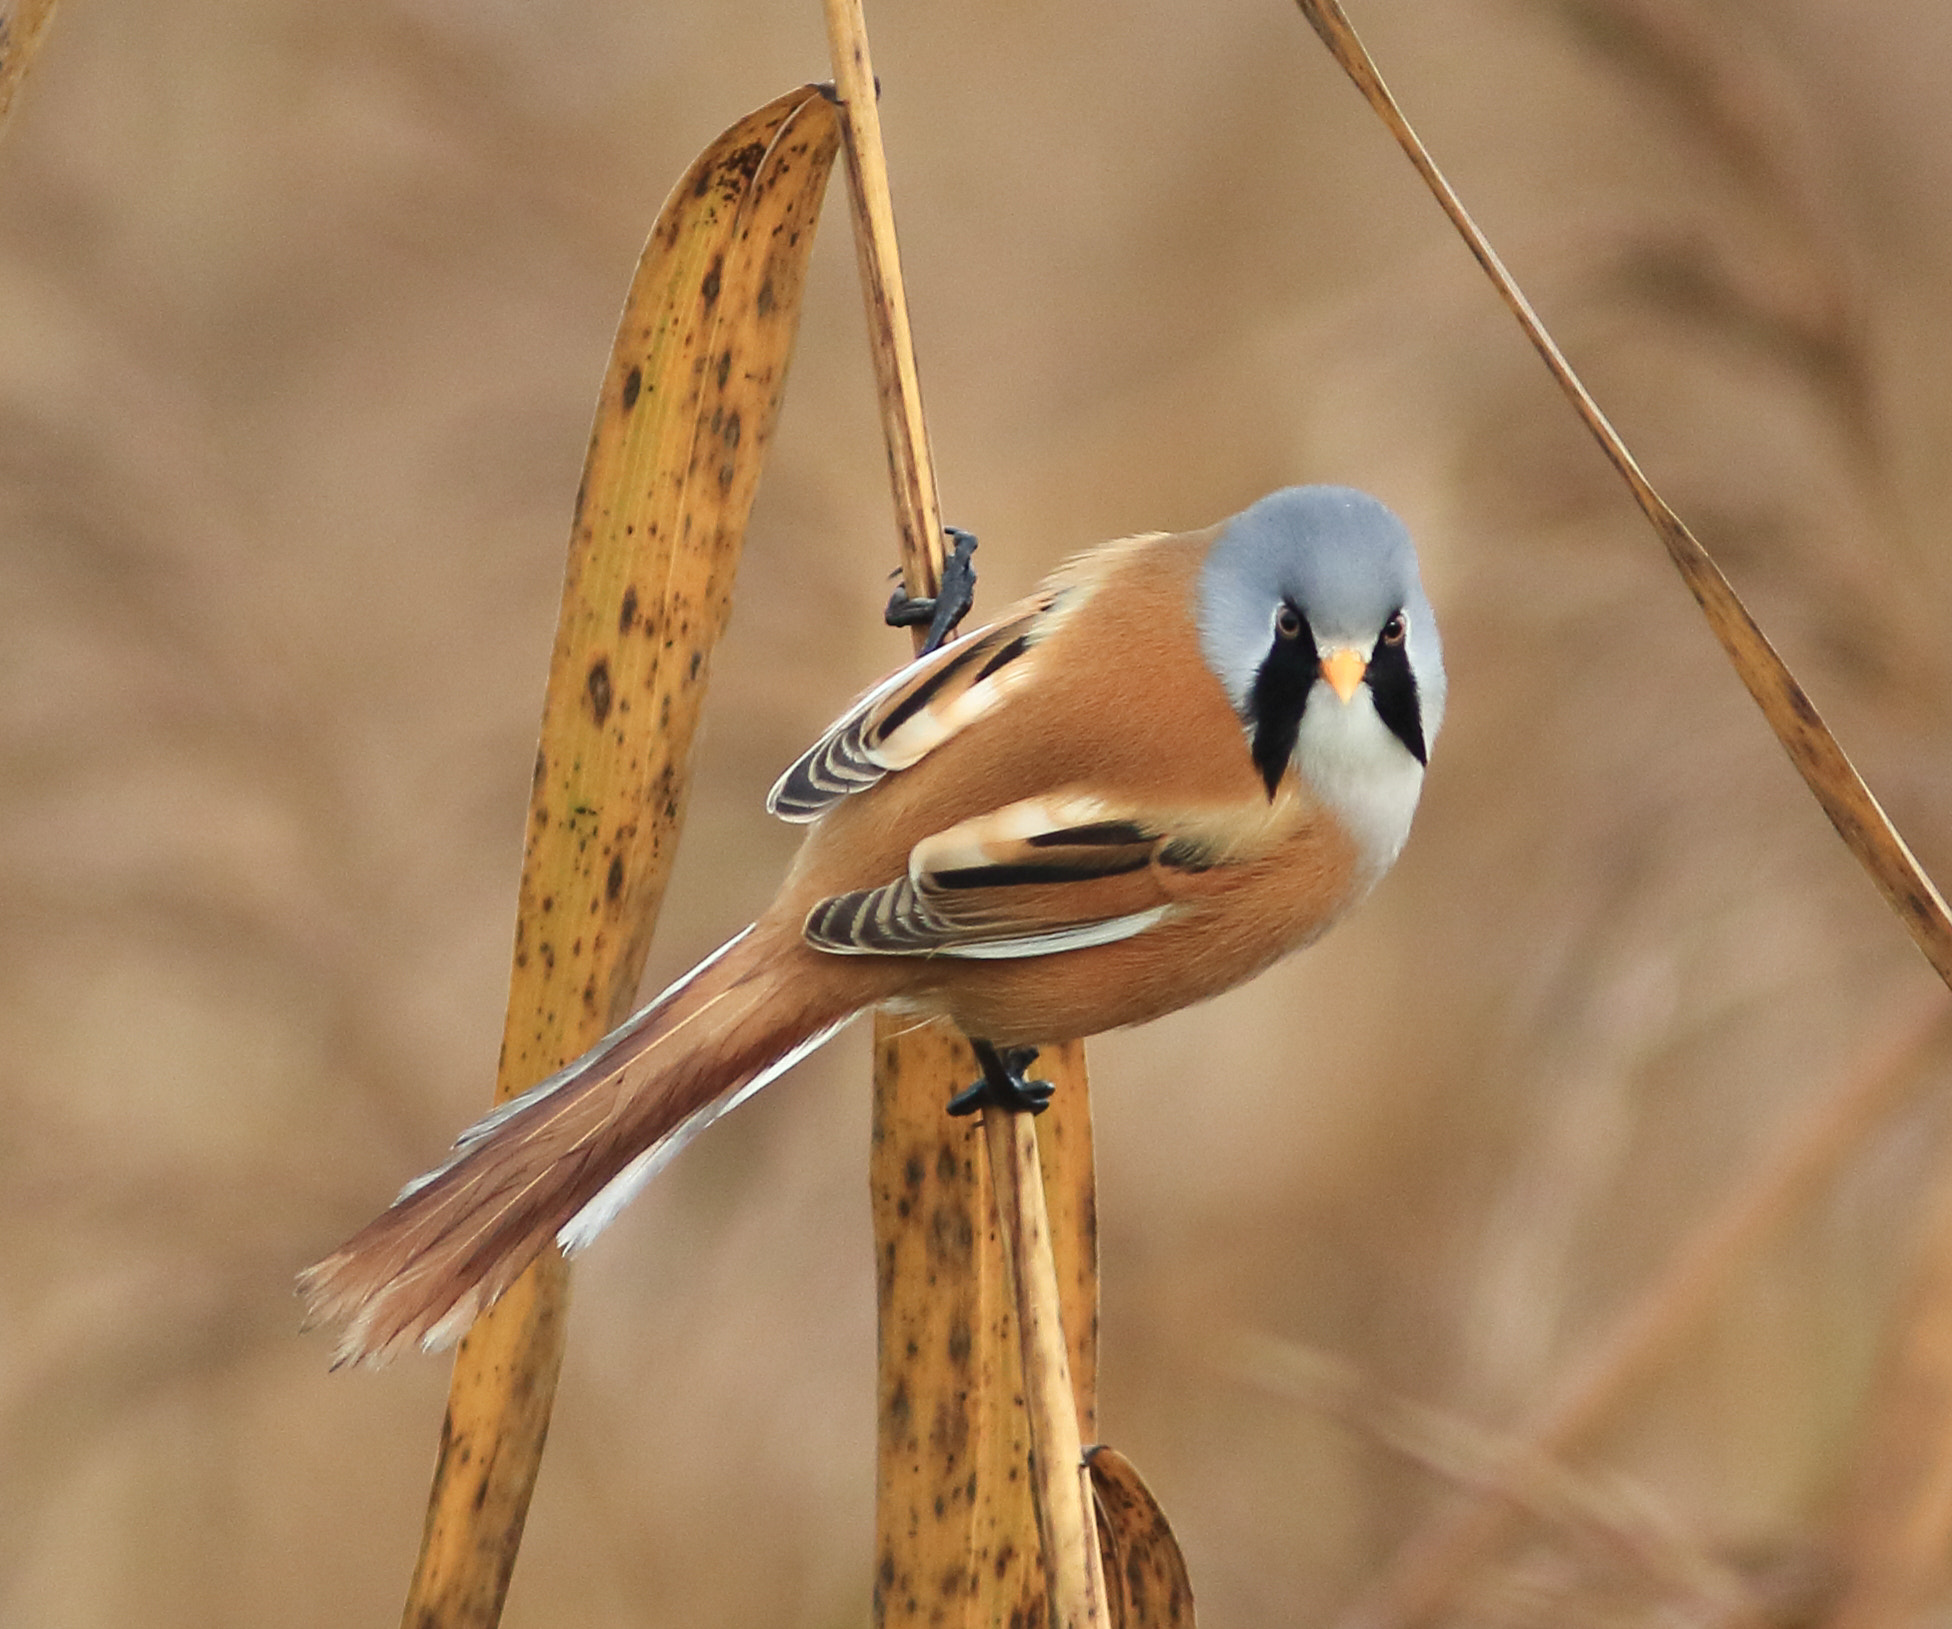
885 527 979 655
948 1041 1053 1117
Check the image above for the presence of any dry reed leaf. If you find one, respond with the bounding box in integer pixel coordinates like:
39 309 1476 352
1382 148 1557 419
1294 0 1952 991
398 84 839 1629
1088 1446 1197 1628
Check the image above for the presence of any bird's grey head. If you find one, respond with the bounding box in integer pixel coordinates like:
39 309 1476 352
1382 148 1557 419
1196 486 1445 865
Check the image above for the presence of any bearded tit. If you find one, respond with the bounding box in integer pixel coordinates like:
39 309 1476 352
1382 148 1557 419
301 484 1446 1364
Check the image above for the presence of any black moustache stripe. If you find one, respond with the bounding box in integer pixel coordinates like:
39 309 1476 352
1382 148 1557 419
1366 636 1426 765
1247 604 1317 799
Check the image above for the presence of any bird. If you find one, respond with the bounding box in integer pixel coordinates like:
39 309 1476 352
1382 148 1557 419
299 484 1446 1365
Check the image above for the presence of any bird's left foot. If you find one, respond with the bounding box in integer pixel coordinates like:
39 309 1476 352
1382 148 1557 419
885 527 979 655
947 1041 1053 1117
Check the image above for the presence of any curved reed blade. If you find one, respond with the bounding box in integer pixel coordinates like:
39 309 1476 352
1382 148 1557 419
1088 1446 1197 1628
1293 0 1952 990
396 84 839 1629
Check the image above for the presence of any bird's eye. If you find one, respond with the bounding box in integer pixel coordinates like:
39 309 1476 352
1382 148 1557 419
1274 604 1304 641
1380 610 1408 647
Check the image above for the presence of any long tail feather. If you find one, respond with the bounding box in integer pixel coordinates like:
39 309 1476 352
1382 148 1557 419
299 924 854 1366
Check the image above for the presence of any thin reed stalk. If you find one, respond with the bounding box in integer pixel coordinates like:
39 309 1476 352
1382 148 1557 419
819 3 1107 1623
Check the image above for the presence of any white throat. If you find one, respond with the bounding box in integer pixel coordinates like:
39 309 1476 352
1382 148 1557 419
1294 682 1426 880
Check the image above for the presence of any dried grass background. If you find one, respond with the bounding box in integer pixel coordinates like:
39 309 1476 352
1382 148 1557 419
5 0 1952 1624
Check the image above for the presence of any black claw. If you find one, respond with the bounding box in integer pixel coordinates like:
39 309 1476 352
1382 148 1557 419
948 1041 1054 1117
885 527 979 655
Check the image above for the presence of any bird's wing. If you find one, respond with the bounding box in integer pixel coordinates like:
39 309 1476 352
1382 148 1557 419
767 588 1070 822
802 791 1245 959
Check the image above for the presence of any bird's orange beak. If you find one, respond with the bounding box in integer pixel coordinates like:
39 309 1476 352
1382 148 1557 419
1320 646 1368 704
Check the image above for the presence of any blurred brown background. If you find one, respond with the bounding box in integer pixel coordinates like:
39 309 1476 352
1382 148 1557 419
7 0 1952 1624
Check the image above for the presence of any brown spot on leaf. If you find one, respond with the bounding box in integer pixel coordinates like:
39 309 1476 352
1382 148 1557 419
621 365 642 410
928 1204 975 1267
619 586 639 634
930 1395 970 1460
606 855 624 901
587 659 613 723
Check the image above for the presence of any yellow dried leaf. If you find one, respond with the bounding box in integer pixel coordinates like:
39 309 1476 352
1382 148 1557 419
399 84 840 1629
1088 1447 1197 1628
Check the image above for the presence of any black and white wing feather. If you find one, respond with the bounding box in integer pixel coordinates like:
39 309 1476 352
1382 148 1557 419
803 793 1224 960
766 593 1062 821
